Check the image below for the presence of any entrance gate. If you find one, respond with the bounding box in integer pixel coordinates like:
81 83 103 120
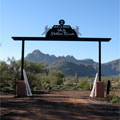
12 20 111 96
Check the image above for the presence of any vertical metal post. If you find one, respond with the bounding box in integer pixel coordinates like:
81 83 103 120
106 80 111 96
99 41 101 81
21 40 25 80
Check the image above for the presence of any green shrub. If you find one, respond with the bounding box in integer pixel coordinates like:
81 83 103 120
48 71 64 86
110 95 120 104
107 94 120 104
1 86 11 93
79 79 90 90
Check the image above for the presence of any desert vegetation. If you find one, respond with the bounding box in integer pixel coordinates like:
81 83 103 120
0 58 119 91
0 58 120 103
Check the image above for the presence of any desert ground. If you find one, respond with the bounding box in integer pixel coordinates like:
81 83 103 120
0 90 120 120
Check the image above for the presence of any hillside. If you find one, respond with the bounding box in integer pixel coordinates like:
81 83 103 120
26 50 120 76
102 59 120 76
48 60 96 77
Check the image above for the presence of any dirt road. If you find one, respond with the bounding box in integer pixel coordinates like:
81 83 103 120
0 90 120 120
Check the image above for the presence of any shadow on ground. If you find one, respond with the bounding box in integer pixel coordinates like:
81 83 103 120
1 91 120 120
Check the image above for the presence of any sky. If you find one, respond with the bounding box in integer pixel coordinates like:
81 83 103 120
0 0 119 63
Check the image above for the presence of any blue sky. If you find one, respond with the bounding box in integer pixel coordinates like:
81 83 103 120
0 0 119 63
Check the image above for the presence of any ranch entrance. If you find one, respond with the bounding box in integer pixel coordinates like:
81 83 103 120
1 20 120 120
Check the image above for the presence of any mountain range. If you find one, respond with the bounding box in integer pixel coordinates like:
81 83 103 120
26 50 120 77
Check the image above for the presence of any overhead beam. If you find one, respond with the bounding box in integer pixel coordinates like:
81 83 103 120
12 37 111 42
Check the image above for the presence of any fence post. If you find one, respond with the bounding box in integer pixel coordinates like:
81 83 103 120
106 80 111 96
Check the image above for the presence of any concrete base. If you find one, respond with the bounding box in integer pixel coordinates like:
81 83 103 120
95 81 104 98
17 80 26 97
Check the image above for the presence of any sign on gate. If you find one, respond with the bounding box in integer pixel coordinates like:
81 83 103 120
46 19 78 39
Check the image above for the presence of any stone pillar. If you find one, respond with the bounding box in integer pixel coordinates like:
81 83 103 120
95 81 104 98
17 80 26 97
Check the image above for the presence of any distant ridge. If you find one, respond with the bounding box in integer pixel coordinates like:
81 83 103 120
48 60 96 77
26 49 97 65
26 50 120 76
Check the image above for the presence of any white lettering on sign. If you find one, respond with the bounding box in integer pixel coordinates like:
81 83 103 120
50 28 75 36
51 32 75 36
53 25 70 29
